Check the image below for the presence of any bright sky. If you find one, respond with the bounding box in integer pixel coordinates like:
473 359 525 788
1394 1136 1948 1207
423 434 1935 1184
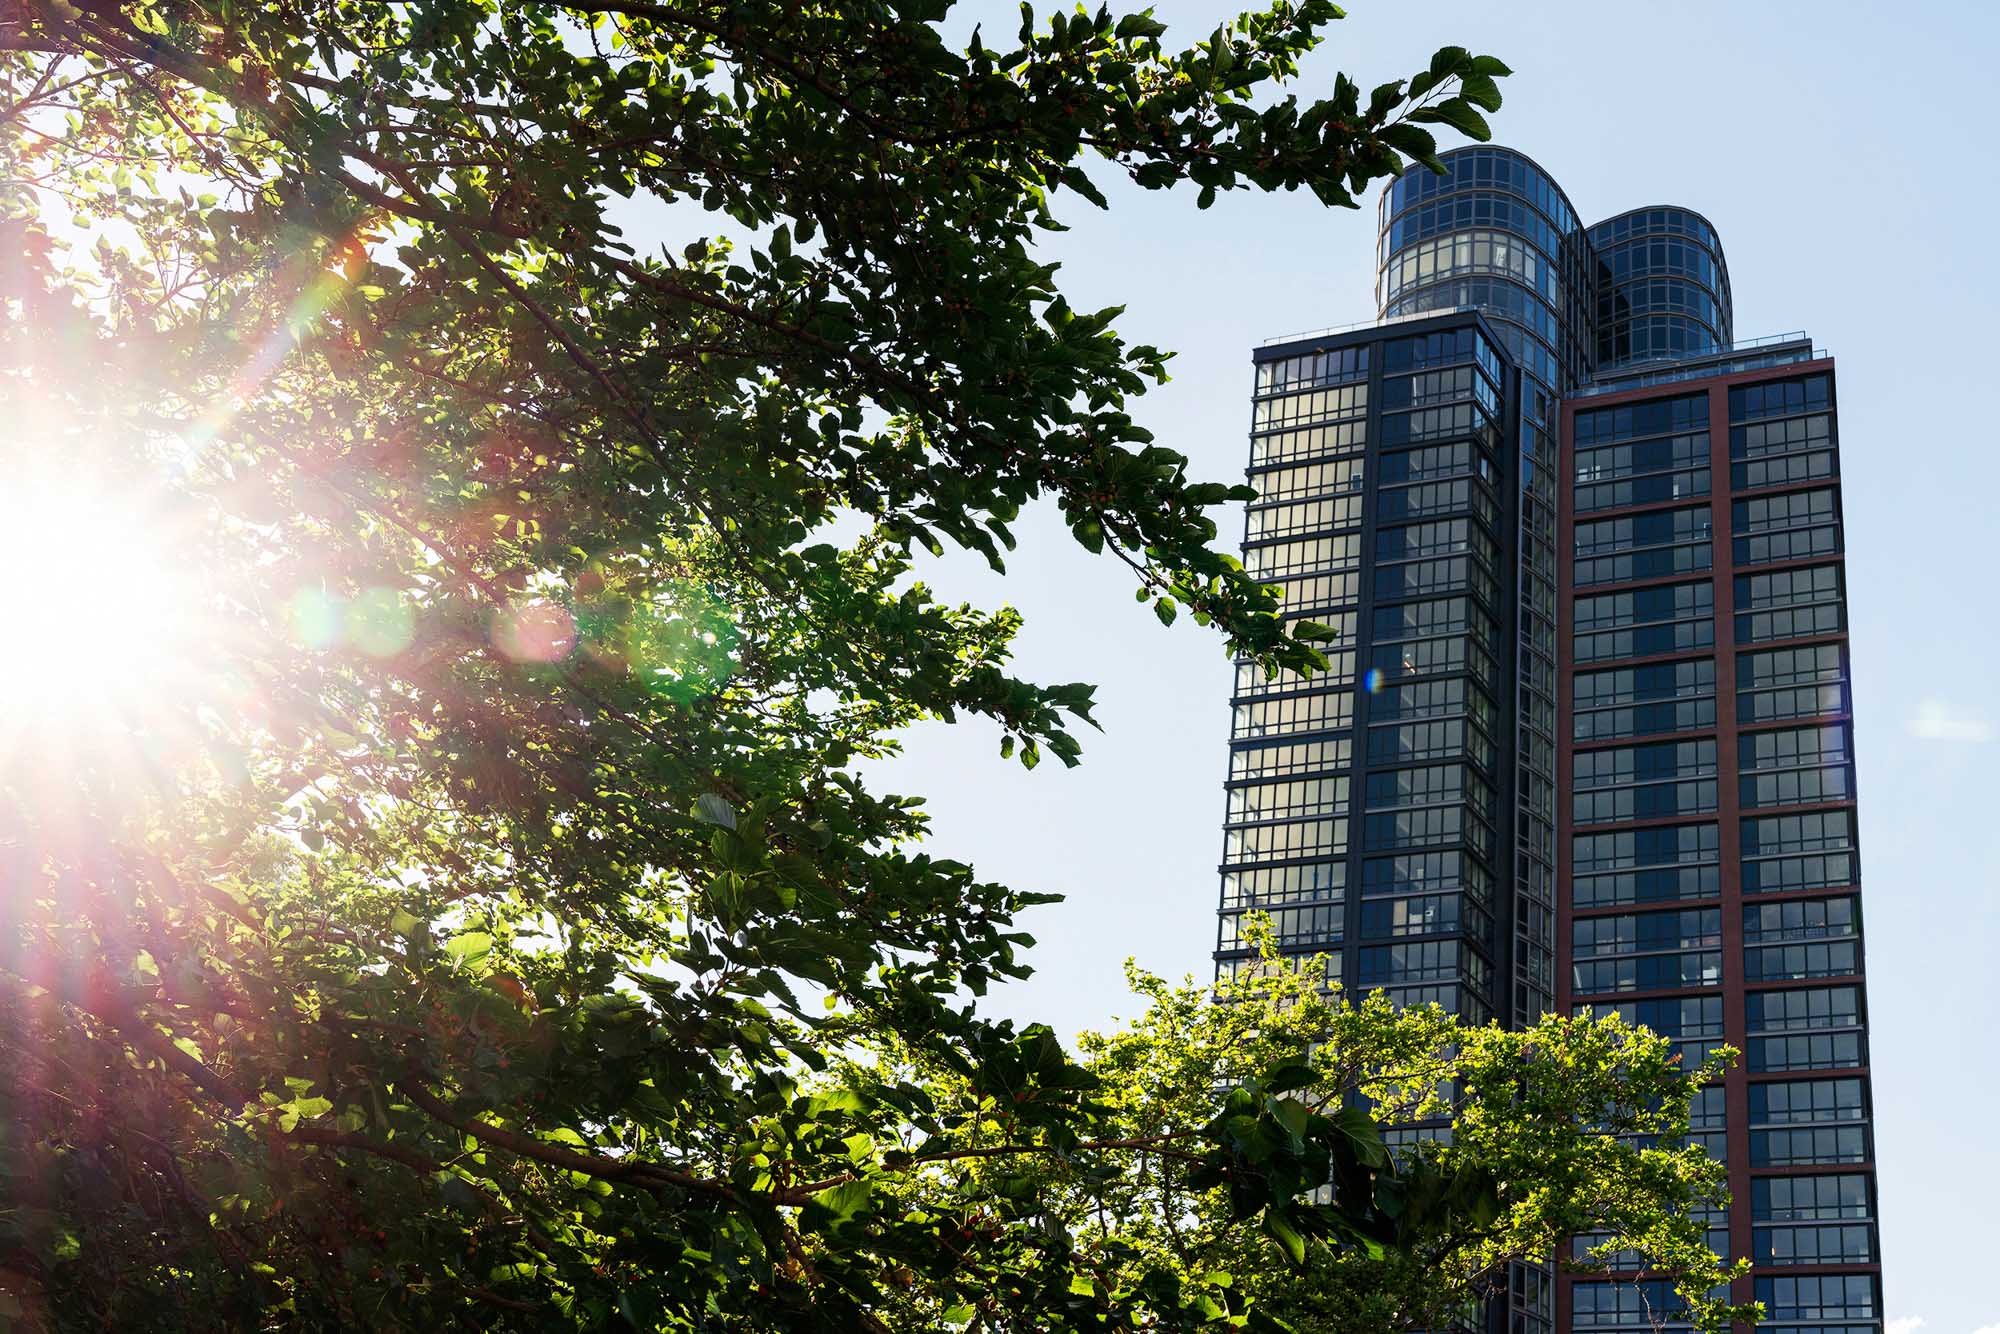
866 3 1995 1330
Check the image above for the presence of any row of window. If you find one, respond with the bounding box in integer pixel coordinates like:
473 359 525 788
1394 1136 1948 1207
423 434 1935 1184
1573 1276 1878 1329
1384 148 1583 237
1574 646 1847 742
1382 194 1574 279
1218 860 1344 910
1570 813 1858 906
1247 456 1366 506
1574 392 1708 447
1588 205 1722 254
1249 382 1367 431
1379 227 1565 308
1730 374 1831 423
1597 314 1727 369
1587 985 1863 1047
1575 507 1713 586
1595 274 1726 330
1227 735 1350 782
1225 775 1350 825
1244 533 1360 580
1377 477 1497 527
1232 657 1354 704
1253 344 1368 396
1595 236 1726 290
1247 420 1366 470
1734 488 1841 564
1245 493 1363 543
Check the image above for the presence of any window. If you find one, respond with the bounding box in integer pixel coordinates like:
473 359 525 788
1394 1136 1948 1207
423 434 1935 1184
1371 678 1481 724
1735 564 1844 644
1738 643 1847 724
1264 569 1360 615
1732 488 1841 565
1222 816 1347 865
1754 1274 1877 1322
1573 738 1718 824
1753 1222 1874 1264
1728 374 1830 423
1573 430 1709 513
1746 985 1861 1032
1573 507 1712 586
1226 776 1351 824
1219 862 1344 910
1247 420 1367 469
1752 1172 1871 1220
1742 811 1856 893
1572 1279 1691 1331
1745 986 1864 1073
1376 478 1491 524
1363 805 1484 853
1732 410 1836 491
1362 849 1487 898
1571 908 1722 994
1243 533 1361 579
1749 1078 1867 1127
1245 494 1363 541
1377 441 1479 486
1572 822 1720 910
1249 458 1366 507
1574 582 1713 662
1358 939 1469 986
1375 556 1474 602
1369 717 1492 768
1218 902 1342 951
1231 691 1355 740
1228 736 1350 782
1254 344 1368 396
1573 658 1716 741
1373 597 1483 647
1380 402 1482 447
1232 655 1356 701
1586 995 1725 1062
1365 764 1481 810
1360 892 1485 942
1250 381 1367 431
1739 724 1854 808
1575 393 1708 445
1379 365 1490 411
1752 1072 1872 1160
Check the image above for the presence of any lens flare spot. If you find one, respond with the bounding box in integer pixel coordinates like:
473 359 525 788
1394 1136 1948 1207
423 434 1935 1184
347 587 414 657
1362 667 1384 694
494 599 576 664
288 588 343 649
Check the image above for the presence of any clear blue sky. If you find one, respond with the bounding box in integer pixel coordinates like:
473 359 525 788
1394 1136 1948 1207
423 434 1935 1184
866 4 1993 1330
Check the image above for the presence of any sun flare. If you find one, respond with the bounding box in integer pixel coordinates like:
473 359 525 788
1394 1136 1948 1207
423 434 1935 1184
0 469 207 785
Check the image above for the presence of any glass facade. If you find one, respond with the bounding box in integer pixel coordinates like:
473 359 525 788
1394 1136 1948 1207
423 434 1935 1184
1221 145 1881 1334
1559 367 1875 1331
1588 207 1733 369
1222 314 1512 1029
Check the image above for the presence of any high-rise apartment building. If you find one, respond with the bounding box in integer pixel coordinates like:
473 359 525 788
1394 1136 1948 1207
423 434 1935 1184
1215 147 1879 1334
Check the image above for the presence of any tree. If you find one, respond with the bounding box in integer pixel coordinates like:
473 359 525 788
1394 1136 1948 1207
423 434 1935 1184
0 2 1734 1329
946 946 1752 1332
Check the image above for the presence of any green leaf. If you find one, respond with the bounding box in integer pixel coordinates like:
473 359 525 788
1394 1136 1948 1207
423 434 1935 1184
1262 1208 1307 1266
801 1180 874 1233
693 793 737 829
444 931 494 968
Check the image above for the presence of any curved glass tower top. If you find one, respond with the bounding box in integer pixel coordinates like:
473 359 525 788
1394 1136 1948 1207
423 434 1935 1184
1374 147 1735 392
1588 206 1732 368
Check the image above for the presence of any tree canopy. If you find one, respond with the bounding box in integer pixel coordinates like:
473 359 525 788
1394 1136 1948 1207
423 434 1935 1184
0 2 1742 1330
